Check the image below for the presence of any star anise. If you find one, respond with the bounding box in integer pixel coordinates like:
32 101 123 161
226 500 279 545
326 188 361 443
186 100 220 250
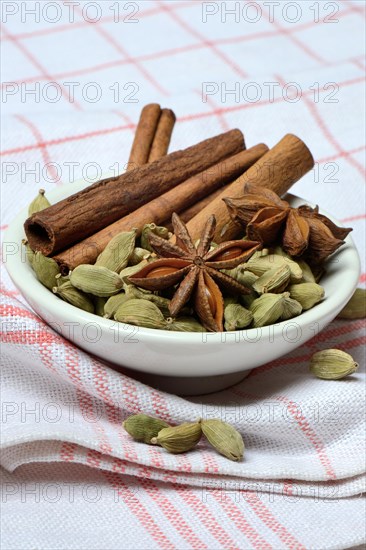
223 183 352 264
128 213 261 331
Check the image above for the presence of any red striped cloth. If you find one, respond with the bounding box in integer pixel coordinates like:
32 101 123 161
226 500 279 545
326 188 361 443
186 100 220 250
1 1 365 548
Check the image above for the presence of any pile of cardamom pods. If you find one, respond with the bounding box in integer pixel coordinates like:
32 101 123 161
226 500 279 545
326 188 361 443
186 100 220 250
24 193 322 330
24 189 365 337
123 414 244 461
23 188 364 380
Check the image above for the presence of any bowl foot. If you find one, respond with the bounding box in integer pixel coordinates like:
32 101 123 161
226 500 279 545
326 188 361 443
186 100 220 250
127 369 252 396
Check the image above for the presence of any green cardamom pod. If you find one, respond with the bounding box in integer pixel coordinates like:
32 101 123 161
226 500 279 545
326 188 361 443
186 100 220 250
245 254 302 283
223 265 258 288
53 281 94 313
250 293 285 328
151 422 202 453
141 223 171 251
114 299 166 329
310 349 358 380
70 264 123 297
250 292 284 328
281 293 303 320
239 270 258 287
125 286 171 315
224 304 253 331
104 292 130 319
250 248 270 259
223 267 258 308
129 247 153 265
337 288 366 320
22 239 35 268
94 296 107 316
297 260 316 283
224 296 238 307
95 230 136 272
200 419 244 461
240 282 259 308
120 260 149 282
165 317 205 332
123 414 170 444
28 188 51 216
33 252 60 290
289 283 324 310
252 264 290 294
55 273 70 287
239 293 257 309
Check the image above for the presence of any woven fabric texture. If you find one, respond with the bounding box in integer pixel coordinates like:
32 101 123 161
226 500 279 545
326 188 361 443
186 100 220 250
1 1 365 548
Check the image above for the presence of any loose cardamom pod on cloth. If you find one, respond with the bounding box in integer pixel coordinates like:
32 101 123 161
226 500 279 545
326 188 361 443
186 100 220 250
200 419 244 461
151 422 202 453
123 414 170 444
310 349 358 380
337 288 366 320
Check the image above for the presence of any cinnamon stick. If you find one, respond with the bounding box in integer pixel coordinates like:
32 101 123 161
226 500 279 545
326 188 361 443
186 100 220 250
25 129 245 257
148 108 176 162
168 185 230 227
185 134 314 243
165 143 269 227
53 144 267 271
127 103 161 170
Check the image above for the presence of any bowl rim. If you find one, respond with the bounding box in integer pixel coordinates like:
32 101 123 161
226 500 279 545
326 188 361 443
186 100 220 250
3 181 361 345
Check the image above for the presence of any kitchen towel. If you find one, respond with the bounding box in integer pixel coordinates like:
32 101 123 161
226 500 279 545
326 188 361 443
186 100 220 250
1 1 365 548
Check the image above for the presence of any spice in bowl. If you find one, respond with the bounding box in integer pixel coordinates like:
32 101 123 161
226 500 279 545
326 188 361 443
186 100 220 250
22 104 359 335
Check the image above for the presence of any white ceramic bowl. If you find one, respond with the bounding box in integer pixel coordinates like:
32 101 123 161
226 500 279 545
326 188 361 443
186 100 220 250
4 181 360 394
